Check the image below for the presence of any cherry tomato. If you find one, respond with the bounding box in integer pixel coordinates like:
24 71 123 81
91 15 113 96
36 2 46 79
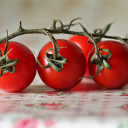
69 35 93 77
88 40 128 89
0 41 36 92
37 39 86 90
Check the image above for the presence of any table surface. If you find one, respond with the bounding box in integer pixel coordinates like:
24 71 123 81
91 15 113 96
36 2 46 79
0 81 128 128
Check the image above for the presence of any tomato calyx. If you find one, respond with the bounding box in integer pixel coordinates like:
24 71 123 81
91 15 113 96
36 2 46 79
36 46 68 72
46 46 68 72
0 31 19 77
36 30 68 72
84 47 112 79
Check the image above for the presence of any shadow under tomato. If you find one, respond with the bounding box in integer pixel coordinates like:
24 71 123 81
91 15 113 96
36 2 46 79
71 78 103 91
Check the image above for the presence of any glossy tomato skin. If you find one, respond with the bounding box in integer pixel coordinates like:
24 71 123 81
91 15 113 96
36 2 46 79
37 39 86 90
69 35 93 77
88 40 128 89
0 41 36 92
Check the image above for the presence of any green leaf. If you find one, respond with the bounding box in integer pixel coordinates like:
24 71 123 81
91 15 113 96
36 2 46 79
33 52 50 69
47 58 63 72
0 68 7 77
94 28 102 35
0 49 12 62
0 65 17 77
51 56 68 64
103 59 111 69
0 59 19 68
37 58 50 69
86 48 112 78
45 53 68 72
63 23 79 29
46 53 68 64
64 18 82 30
86 63 104 78
90 53 97 64
46 53 53 59
79 23 89 34
102 22 114 35
36 47 68 72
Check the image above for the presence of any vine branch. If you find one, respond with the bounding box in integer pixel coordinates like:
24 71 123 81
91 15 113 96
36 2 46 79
0 21 128 44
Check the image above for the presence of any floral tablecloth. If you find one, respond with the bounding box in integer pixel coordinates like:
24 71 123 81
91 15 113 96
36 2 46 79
0 81 128 128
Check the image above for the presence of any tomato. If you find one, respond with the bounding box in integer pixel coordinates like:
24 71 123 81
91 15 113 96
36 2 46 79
88 40 128 89
69 35 93 77
0 41 36 92
37 39 86 90
69 35 95 91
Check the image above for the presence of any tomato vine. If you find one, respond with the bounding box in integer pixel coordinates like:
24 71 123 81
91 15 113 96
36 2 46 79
0 18 127 43
0 18 128 75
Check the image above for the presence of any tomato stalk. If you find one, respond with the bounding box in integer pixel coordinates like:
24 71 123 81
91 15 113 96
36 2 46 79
43 29 57 60
0 30 19 76
0 18 127 45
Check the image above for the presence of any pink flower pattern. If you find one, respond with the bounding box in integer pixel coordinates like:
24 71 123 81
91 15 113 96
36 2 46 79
13 118 38 128
26 103 64 110
0 85 128 127
44 119 56 127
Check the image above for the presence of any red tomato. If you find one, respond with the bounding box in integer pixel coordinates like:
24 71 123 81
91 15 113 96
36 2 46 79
69 35 93 77
0 41 36 92
37 39 86 90
88 40 128 89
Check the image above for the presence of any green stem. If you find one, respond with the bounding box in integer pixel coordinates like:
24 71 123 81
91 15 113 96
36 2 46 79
81 32 102 63
0 21 127 45
52 19 63 31
43 29 57 60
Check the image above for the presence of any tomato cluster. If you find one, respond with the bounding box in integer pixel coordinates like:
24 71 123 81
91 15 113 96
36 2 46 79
0 34 128 92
